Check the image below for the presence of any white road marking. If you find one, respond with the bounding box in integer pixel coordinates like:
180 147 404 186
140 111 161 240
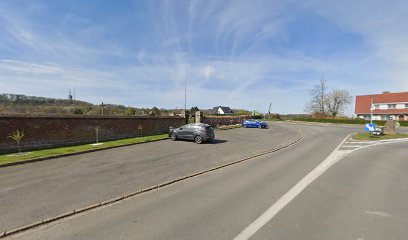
234 135 408 240
340 145 364 148
234 134 352 240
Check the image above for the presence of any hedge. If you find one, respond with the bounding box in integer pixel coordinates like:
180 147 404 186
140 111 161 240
290 118 408 127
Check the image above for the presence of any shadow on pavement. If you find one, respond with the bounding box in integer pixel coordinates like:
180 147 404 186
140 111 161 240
210 139 228 144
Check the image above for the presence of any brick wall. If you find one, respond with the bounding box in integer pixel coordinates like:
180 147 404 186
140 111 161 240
201 115 247 127
0 115 184 153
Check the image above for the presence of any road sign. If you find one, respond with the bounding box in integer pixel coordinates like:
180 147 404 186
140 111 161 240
365 123 376 132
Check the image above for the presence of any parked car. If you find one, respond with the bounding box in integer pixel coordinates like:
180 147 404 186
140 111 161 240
169 123 215 144
243 119 268 128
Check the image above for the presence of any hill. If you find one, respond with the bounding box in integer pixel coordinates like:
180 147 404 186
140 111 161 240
0 94 168 116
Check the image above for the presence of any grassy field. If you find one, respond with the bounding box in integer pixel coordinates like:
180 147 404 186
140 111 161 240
352 132 408 141
0 134 168 165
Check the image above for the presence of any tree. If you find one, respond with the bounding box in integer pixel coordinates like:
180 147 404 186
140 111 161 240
305 79 352 117
235 109 251 115
8 130 25 153
305 78 327 116
125 107 136 116
325 89 352 117
190 106 199 115
151 106 160 116
73 108 83 114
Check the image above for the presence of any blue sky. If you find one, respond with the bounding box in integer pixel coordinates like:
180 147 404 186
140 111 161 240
1 0 407 115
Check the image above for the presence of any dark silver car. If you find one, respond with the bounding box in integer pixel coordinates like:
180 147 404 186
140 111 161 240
169 123 215 144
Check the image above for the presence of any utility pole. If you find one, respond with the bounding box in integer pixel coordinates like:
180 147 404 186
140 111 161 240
184 73 187 112
100 102 105 116
183 67 188 124
370 97 373 124
268 102 272 115
68 90 73 104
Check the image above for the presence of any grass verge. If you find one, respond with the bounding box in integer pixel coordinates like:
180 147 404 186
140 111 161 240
352 132 408 141
0 134 168 166
218 124 242 130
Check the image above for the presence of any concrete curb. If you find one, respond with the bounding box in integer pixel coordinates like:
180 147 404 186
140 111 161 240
0 138 169 168
0 130 303 239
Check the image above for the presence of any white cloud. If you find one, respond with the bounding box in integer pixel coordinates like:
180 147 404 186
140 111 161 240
201 65 215 79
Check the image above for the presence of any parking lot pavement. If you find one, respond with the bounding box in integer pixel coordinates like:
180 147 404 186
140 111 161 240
0 123 299 233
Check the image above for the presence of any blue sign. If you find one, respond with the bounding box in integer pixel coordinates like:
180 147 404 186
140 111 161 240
365 123 376 132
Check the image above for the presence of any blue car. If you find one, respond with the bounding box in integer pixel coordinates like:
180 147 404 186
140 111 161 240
243 119 268 128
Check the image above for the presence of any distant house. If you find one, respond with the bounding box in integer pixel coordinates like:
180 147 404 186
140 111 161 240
355 91 408 121
211 106 233 115
4 94 26 101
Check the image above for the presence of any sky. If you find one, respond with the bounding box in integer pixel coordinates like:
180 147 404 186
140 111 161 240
0 0 407 115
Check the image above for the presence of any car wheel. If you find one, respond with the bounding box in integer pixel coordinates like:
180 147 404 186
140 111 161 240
194 135 203 144
170 133 177 141
244 125 248 128
258 125 262 129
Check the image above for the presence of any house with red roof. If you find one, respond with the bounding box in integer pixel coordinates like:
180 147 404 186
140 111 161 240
355 91 408 121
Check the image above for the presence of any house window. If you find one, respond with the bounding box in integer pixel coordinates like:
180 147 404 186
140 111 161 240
405 104 408 108
388 104 396 109
374 104 380 109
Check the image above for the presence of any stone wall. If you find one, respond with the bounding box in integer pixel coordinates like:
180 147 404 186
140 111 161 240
0 115 184 153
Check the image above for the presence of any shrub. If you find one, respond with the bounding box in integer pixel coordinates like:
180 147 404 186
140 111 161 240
8 130 25 153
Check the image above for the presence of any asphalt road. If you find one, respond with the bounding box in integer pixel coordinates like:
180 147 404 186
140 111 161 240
252 141 408 240
0 123 299 233
4 122 408 240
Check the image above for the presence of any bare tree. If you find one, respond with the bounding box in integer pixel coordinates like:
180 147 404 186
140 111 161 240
8 130 25 153
325 89 352 117
305 78 327 116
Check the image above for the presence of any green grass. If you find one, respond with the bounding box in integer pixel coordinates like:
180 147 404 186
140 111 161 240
0 134 168 165
352 132 408 141
288 118 408 126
